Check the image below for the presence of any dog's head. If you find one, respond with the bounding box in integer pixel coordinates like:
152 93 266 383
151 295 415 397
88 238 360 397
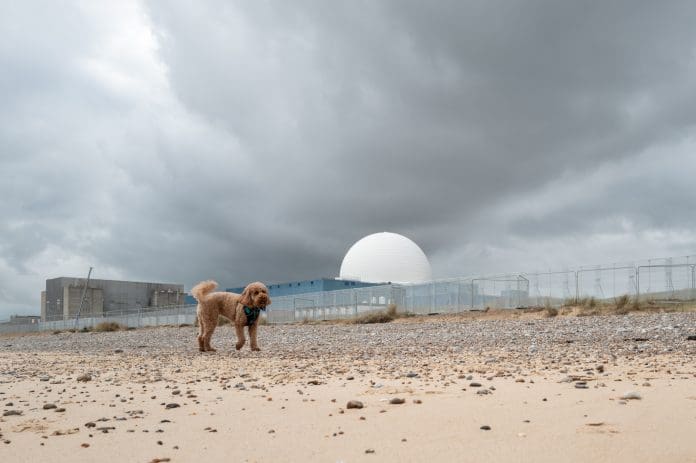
240 282 271 308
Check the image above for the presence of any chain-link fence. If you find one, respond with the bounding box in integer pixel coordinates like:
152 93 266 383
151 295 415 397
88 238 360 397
0 305 198 334
525 255 696 306
2 254 695 333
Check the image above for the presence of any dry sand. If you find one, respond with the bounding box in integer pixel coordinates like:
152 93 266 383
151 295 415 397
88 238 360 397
1 312 695 462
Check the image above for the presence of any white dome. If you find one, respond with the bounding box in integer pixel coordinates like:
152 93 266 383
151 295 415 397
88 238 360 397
339 232 432 284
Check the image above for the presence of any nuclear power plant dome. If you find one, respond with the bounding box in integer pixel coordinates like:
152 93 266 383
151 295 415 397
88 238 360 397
339 232 433 284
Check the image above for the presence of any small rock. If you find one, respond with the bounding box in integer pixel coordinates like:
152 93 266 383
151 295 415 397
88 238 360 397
43 403 57 410
3 410 22 417
390 398 405 405
406 372 419 378
480 425 491 431
685 335 696 341
77 374 92 382
165 403 180 409
575 382 588 389
346 400 364 409
469 382 482 387
365 449 375 454
620 391 642 400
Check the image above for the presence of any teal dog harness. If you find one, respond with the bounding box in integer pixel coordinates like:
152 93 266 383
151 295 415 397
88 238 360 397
243 306 265 326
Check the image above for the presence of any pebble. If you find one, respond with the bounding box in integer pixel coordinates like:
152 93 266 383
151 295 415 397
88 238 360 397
43 403 57 410
3 410 22 416
620 391 642 400
389 398 405 404
77 373 92 382
480 425 491 430
347 400 364 409
165 403 180 409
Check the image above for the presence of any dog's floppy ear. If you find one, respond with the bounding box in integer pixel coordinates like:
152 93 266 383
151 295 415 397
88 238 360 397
239 285 253 307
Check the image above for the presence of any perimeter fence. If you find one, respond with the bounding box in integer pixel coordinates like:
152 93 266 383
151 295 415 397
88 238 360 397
1 254 695 333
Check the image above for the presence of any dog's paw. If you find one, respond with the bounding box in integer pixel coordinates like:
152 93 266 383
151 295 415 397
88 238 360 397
235 342 244 350
251 347 261 352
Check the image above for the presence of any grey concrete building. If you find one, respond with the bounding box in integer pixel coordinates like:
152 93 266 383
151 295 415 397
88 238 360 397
41 277 185 321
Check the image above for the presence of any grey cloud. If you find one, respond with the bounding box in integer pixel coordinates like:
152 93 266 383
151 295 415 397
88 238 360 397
1 1 696 317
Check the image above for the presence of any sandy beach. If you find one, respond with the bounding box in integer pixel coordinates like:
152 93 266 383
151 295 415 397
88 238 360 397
1 311 695 463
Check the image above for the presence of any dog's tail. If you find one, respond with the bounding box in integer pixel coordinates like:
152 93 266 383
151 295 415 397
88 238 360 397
191 280 218 302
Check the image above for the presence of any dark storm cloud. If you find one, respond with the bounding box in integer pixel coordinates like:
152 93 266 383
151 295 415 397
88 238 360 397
1 0 695 317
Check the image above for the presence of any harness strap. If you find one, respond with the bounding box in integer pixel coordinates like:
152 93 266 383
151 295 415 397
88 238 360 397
243 306 265 326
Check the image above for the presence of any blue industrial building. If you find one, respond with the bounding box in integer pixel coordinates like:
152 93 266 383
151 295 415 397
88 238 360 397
184 278 381 305
227 278 381 298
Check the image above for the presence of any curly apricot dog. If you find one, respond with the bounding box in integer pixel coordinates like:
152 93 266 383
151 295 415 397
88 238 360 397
191 280 271 352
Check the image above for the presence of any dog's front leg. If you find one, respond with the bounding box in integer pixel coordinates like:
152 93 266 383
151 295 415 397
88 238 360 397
235 324 246 350
249 323 260 351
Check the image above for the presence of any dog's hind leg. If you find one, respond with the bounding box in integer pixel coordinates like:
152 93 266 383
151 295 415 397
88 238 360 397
203 327 216 352
197 310 206 351
198 318 217 352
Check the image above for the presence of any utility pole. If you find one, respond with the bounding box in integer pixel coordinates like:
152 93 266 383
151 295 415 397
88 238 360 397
74 267 93 330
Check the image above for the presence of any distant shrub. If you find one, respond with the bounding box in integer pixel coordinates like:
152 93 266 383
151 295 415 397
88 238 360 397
544 307 559 318
93 321 124 332
352 304 398 324
615 294 630 310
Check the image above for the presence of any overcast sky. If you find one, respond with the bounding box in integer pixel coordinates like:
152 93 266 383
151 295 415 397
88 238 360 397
2 1 696 318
